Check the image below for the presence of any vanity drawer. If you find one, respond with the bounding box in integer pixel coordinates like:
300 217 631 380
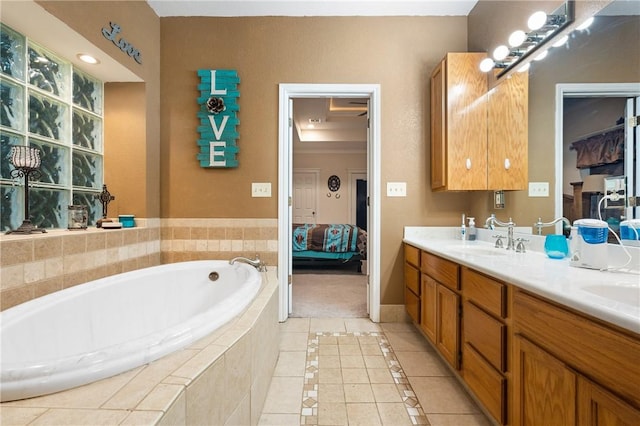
405 287 420 324
463 343 507 425
463 267 506 318
421 251 459 291
405 263 420 296
464 300 506 372
404 244 420 267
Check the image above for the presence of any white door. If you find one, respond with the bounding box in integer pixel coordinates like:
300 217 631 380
293 171 318 224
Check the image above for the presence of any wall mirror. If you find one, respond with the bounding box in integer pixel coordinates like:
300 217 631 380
542 2 640 239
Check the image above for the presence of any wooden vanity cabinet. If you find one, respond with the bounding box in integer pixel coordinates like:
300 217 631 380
512 289 640 426
420 251 460 369
404 245 640 426
461 268 509 425
487 70 529 190
404 244 421 324
430 52 488 191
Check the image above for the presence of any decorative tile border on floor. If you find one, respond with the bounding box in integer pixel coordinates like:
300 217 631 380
301 331 428 425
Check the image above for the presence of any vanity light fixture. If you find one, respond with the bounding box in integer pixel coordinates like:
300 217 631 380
577 17 594 31
552 34 570 47
77 53 100 64
481 0 576 77
527 11 548 30
493 45 510 61
508 30 527 47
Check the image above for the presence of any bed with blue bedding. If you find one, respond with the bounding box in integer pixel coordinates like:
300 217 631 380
292 223 367 271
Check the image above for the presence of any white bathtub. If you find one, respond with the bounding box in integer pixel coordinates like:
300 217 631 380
0 260 262 402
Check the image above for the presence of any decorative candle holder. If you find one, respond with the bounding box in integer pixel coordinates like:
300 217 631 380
5 146 47 235
67 205 88 230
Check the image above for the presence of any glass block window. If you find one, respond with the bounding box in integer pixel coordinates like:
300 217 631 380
0 23 103 231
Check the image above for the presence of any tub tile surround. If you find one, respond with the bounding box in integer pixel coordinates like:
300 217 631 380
160 218 278 266
0 268 280 426
0 218 278 310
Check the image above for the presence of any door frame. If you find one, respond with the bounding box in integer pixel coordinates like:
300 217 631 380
555 83 640 232
278 83 381 322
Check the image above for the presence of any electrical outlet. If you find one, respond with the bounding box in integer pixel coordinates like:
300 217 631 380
251 182 271 197
528 182 549 197
387 182 407 197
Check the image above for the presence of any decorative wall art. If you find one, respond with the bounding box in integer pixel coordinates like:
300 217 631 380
196 69 240 168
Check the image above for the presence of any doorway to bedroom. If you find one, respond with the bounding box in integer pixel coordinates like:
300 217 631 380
277 84 381 322
290 97 369 318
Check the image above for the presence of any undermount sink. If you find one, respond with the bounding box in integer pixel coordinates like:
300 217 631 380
446 245 508 257
582 283 640 307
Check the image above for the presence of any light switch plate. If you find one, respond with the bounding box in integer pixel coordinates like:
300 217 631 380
387 182 407 197
528 182 549 197
252 182 271 197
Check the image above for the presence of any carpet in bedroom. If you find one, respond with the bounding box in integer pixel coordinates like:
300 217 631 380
290 273 367 318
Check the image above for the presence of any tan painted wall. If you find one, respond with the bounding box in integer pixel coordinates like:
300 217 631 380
467 2 638 231
36 0 161 218
160 16 472 305
104 83 147 217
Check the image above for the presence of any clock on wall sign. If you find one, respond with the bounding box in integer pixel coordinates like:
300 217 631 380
196 69 240 168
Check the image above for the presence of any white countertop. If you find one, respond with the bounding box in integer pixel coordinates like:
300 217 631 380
403 227 640 334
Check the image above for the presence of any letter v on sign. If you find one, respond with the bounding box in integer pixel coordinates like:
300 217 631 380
207 115 229 140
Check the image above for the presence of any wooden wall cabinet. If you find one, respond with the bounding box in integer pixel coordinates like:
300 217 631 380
430 52 529 191
487 71 529 190
430 52 488 191
420 251 461 369
512 289 640 426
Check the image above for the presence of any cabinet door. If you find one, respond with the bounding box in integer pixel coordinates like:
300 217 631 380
487 70 528 190
420 274 437 343
577 376 640 426
437 284 460 369
445 52 488 190
430 59 446 190
513 335 576 426
430 53 488 191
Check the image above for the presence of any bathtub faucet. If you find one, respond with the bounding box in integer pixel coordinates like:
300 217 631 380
229 254 267 272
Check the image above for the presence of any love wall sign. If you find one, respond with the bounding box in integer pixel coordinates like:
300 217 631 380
196 70 240 168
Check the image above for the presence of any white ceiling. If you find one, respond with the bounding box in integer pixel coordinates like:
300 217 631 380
293 98 368 153
147 0 479 17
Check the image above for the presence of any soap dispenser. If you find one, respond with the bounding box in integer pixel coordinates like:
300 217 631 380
467 217 477 241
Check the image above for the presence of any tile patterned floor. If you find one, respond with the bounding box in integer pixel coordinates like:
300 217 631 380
259 318 492 426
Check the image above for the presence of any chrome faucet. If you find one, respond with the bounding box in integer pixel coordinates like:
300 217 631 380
534 217 571 235
229 254 267 272
485 214 516 250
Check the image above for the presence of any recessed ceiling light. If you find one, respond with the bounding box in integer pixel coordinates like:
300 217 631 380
77 54 100 64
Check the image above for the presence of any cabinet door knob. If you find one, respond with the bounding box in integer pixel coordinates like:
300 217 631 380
504 158 511 170
466 158 472 170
